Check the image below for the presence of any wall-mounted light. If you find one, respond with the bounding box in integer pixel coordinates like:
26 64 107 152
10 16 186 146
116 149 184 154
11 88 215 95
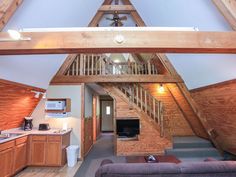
31 90 46 99
158 84 165 93
0 29 31 42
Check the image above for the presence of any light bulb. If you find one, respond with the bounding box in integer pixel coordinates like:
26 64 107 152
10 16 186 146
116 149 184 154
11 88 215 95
158 84 165 93
7 30 21 40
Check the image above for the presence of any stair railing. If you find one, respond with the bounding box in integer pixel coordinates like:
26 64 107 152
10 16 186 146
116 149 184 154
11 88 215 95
117 83 164 137
65 54 159 76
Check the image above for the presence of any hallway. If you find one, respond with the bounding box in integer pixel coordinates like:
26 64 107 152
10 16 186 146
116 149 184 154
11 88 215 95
75 134 125 177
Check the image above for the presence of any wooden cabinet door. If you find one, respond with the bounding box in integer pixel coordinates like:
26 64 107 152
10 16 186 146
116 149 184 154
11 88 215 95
14 143 27 172
46 142 61 166
31 141 46 165
0 148 14 177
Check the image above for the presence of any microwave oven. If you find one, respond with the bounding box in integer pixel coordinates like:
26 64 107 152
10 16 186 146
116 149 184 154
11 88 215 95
45 101 65 110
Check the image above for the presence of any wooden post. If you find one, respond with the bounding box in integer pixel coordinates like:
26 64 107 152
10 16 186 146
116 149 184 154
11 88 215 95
99 57 102 75
83 54 86 75
140 87 143 110
88 55 90 75
149 95 152 117
76 56 79 75
153 98 156 121
160 102 164 137
91 54 94 75
148 61 151 75
145 90 147 113
157 101 160 124
72 61 75 76
136 84 138 105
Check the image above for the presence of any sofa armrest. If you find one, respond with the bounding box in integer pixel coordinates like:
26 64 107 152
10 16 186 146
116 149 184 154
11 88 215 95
100 159 113 166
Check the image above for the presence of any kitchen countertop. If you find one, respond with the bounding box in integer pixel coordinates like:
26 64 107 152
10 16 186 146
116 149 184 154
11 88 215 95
0 128 72 144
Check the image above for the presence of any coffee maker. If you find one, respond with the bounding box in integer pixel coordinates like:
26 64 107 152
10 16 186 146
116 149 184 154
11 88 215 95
23 117 33 131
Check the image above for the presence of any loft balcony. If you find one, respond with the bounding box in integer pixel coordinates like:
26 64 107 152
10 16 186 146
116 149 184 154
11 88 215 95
51 54 183 84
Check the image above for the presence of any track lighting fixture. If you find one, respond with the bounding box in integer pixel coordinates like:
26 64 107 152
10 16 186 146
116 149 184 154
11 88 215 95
0 29 31 42
31 90 46 99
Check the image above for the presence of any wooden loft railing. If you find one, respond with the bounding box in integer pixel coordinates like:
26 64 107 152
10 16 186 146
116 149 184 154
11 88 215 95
64 54 159 76
117 83 164 137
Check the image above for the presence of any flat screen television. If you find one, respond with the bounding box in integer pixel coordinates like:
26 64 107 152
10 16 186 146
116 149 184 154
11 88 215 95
116 119 140 137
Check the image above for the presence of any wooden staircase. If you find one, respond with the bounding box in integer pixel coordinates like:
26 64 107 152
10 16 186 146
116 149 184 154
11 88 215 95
101 83 165 137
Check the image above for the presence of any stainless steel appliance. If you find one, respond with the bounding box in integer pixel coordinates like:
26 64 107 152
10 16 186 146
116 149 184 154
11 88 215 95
39 123 50 131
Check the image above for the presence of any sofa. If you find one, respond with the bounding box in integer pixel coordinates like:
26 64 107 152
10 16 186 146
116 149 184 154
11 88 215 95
95 159 236 177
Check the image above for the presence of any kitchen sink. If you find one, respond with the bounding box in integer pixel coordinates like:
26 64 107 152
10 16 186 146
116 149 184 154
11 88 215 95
0 133 24 140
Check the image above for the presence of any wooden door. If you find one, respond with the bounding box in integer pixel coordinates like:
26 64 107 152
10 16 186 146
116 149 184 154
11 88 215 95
0 148 14 177
101 100 114 132
14 143 27 172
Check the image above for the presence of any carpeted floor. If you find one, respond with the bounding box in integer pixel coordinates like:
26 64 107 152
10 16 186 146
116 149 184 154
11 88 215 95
74 134 125 177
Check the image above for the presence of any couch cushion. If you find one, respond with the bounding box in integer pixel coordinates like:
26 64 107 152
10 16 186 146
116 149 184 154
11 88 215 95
180 161 236 174
95 163 181 177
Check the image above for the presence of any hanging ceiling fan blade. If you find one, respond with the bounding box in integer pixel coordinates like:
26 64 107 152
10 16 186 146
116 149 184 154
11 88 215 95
118 21 123 26
106 17 114 21
119 16 127 21
110 21 116 26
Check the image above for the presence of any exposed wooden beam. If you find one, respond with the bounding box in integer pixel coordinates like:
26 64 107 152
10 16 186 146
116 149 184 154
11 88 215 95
51 75 183 84
0 30 236 55
212 0 236 30
98 5 135 13
54 54 78 76
0 0 23 31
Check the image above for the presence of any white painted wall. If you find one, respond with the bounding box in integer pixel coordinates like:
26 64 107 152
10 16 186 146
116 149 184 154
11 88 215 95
31 85 82 157
0 0 236 89
0 0 103 89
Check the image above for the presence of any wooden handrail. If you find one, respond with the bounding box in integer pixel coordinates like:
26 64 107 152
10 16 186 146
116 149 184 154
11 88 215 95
64 54 159 76
117 83 164 137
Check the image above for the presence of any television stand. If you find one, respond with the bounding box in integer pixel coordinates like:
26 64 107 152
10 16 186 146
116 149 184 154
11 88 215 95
117 135 138 141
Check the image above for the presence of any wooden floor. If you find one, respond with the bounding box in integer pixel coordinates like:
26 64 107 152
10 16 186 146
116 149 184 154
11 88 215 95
15 161 82 177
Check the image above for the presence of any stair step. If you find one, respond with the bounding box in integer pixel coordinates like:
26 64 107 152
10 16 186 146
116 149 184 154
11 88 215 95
165 147 222 158
173 136 213 149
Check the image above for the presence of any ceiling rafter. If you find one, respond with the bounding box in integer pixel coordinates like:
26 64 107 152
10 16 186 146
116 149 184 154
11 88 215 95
212 0 236 30
98 5 135 14
0 30 235 55
0 0 23 31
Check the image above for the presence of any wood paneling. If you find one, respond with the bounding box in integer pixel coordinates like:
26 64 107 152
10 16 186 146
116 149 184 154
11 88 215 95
191 79 236 155
84 117 93 156
0 79 45 130
0 31 236 55
142 84 195 138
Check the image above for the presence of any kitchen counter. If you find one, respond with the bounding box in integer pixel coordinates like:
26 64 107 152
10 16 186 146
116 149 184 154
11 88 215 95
0 128 72 144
